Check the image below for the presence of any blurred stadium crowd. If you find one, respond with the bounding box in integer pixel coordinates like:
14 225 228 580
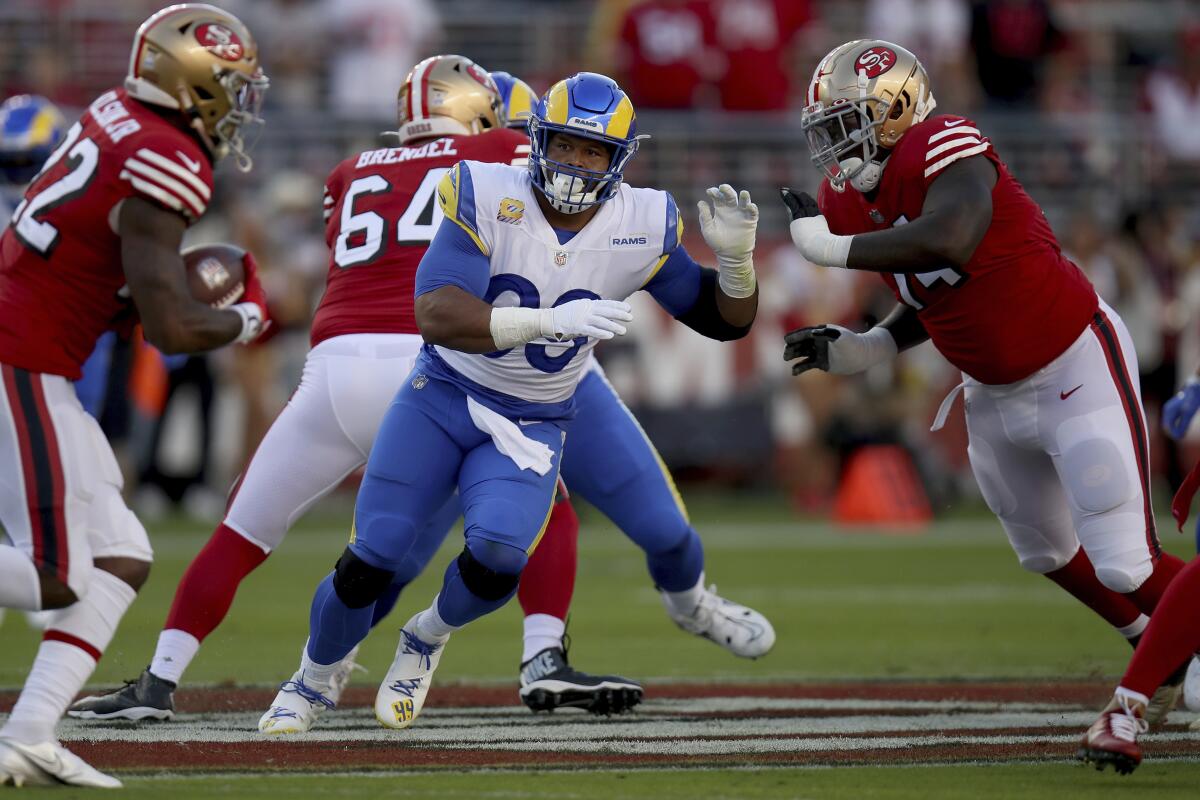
3 0 1200 518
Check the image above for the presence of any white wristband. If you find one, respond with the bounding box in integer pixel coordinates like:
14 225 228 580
231 302 263 344
859 325 899 367
717 257 757 298
789 218 854 268
489 306 554 350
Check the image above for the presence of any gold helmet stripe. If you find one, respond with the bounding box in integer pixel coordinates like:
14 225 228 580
604 95 635 139
545 81 570 125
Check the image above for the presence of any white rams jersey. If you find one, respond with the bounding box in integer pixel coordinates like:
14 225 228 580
434 161 682 404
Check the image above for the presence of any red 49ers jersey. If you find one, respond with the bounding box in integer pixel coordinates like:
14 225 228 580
818 114 1098 384
0 88 213 379
310 128 530 346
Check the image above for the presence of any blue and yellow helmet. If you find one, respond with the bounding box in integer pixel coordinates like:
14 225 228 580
0 95 66 185
527 73 641 214
490 71 537 132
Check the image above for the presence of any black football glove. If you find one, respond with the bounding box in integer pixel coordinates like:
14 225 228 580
779 187 821 222
783 325 842 375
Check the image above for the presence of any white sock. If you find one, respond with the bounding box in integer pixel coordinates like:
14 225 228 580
1 569 136 744
298 646 338 689
413 598 456 644
662 572 706 617
149 629 200 685
1118 614 1150 640
0 545 42 611
522 613 565 663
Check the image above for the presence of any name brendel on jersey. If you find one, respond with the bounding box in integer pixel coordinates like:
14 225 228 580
355 138 458 168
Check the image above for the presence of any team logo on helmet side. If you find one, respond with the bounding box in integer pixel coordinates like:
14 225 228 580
194 23 244 61
855 46 896 78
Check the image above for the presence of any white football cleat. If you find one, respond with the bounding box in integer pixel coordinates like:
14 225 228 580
325 644 365 707
0 737 121 788
375 615 447 729
258 672 335 735
662 583 775 659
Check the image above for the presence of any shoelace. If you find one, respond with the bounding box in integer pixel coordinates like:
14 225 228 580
388 679 423 698
278 680 335 710
400 629 440 671
1108 711 1148 742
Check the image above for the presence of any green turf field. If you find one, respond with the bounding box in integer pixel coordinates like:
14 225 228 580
3 494 1198 797
33 763 1200 800
3 495 1189 686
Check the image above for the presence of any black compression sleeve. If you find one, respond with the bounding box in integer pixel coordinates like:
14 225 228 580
674 268 753 342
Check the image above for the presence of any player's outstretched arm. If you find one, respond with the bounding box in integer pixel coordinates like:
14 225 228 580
782 156 997 272
414 219 632 353
783 304 927 376
119 198 266 353
698 184 758 328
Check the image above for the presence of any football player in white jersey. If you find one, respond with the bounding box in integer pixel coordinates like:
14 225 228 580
278 72 769 729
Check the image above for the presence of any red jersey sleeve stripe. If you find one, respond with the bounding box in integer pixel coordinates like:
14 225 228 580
134 148 210 200
924 143 990 178
121 158 207 217
926 135 984 160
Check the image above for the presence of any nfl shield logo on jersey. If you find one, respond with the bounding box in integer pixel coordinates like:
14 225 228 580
411 373 428 390
553 250 569 268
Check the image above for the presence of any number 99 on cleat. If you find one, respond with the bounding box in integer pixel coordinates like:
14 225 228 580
391 698 414 724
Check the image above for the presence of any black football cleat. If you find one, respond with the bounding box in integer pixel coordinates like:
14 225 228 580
68 668 176 721
519 646 643 715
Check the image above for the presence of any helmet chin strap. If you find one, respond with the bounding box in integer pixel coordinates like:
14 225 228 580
547 171 601 214
838 156 885 193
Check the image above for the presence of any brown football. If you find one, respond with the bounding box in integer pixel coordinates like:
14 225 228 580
182 243 246 309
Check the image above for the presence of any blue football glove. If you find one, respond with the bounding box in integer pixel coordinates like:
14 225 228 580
1163 378 1200 440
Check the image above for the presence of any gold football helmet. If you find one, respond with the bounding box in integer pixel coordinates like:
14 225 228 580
125 3 268 171
802 40 936 192
395 55 503 145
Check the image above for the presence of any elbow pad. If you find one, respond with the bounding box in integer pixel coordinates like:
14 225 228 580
675 269 753 342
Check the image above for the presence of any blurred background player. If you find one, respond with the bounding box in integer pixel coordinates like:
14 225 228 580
70 56 642 732
281 71 769 732
0 95 65 221
783 39 1188 722
490 71 537 133
0 4 269 788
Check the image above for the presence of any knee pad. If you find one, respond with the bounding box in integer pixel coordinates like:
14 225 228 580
1094 553 1154 594
1003 522 1074 575
457 542 524 601
332 548 394 609
1060 437 1134 514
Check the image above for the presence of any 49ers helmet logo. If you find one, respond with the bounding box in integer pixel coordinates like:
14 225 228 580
194 22 244 61
855 46 897 78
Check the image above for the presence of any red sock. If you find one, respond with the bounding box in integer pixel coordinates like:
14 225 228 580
163 523 269 641
1044 548 1145 633
517 497 578 620
1127 551 1187 615
1121 555 1200 696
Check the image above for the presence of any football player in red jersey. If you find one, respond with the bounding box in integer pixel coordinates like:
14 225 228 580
782 39 1188 718
0 4 269 788
70 56 640 734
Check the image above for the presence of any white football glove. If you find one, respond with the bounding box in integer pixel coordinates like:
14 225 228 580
489 299 633 350
697 184 758 298
783 324 897 376
546 298 633 341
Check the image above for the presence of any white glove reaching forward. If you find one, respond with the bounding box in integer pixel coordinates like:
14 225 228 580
697 184 758 298
545 298 633 341
783 324 898 376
